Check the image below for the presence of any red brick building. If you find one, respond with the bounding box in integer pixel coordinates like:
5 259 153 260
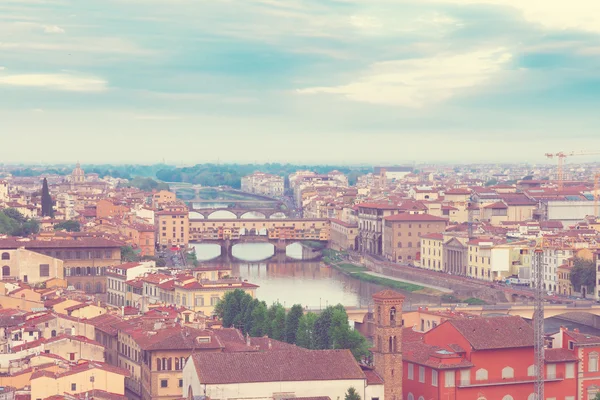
403 316 578 400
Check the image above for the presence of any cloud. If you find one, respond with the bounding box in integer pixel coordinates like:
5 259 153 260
433 0 600 33
297 48 512 108
0 72 108 92
43 25 65 33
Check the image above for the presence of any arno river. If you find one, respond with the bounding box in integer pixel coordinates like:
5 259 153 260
192 242 440 309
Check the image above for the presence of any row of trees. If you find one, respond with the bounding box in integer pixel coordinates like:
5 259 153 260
0 208 39 236
156 163 371 188
570 257 596 295
215 290 370 360
121 245 167 267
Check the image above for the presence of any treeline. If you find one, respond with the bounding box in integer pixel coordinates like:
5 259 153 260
124 177 170 191
4 164 170 180
156 163 371 188
0 208 39 236
215 290 370 361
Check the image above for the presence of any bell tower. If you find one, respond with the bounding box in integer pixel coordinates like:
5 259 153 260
372 290 405 400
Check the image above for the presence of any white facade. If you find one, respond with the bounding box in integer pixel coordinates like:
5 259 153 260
0 180 8 203
546 201 596 224
543 248 573 293
241 173 284 198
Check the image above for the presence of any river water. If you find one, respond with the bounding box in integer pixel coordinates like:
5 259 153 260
192 242 440 309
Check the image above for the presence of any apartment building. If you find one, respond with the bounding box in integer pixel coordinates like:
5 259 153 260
156 207 189 248
382 214 448 263
241 172 284 197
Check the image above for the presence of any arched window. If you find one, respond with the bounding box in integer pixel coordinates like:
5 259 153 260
502 396 514 400
397 242 402 248
51 330 57 337
590 352 599 372
502 366 514 379
408 242 413 248
1 252 10 260
75 282 82 291
407 394 414 400
475 368 488 381
85 283 92 293
390 307 396 325
76 267 81 276
388 337 393 353
95 282 102 293
181 357 186 369
418 397 424 400
86 267 91 275
167 358 172 370
162 358 167 370
2 266 10 277
377 306 381 324
156 359 161 371
527 394 535 400
175 358 180 370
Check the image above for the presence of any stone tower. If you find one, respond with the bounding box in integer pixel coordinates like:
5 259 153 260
372 289 405 400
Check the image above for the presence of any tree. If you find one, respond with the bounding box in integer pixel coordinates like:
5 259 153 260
268 303 286 341
594 393 600 400
41 178 54 217
0 209 40 236
296 312 318 349
250 301 269 337
54 220 81 232
485 178 498 187
284 304 303 344
121 246 139 262
570 257 596 296
344 387 361 400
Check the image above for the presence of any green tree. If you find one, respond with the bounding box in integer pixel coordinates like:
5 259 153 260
3 208 25 222
54 220 81 232
284 304 304 344
594 393 600 400
296 312 318 349
0 209 40 236
41 178 54 217
268 303 286 341
121 246 139 262
250 301 269 337
485 178 498 187
570 257 596 296
344 387 361 400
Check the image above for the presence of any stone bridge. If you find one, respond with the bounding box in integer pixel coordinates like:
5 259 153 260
189 207 289 219
197 237 326 262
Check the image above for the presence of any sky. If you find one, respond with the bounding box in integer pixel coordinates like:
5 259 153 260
1 0 600 165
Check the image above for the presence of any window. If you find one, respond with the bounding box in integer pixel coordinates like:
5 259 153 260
546 364 556 379
179 379 183 388
71 383 76 391
419 366 425 383
566 362 575 379
210 296 219 306
1 252 9 260
408 363 414 380
590 352 599 372
501 366 514 379
39 264 50 277
407 394 414 400
195 296 204 306
160 379 168 388
501 397 514 400
2 266 10 277
460 369 470 385
476 368 488 381
432 370 438 387
527 365 536 376
445 370 455 388
69 353 75 361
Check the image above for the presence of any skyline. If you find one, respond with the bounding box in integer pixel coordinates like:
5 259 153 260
1 0 600 163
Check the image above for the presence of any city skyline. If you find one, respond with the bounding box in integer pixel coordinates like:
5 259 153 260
1 0 600 163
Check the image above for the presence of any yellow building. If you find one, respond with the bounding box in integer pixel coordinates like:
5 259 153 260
53 300 107 319
156 208 189 248
30 361 129 400
0 248 64 284
419 233 444 271
557 263 573 296
173 278 258 316
329 219 358 251
152 191 177 209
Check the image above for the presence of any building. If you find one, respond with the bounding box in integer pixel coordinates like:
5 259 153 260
329 219 358 251
156 208 189 248
0 237 122 293
382 214 448 264
241 173 284 197
419 233 444 271
106 261 159 307
356 203 401 256
373 166 413 182
30 361 129 400
403 316 577 400
152 191 176 209
183 350 381 400
0 248 64 284
372 290 405 400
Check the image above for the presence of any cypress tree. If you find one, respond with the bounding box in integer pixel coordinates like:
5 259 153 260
41 178 54 217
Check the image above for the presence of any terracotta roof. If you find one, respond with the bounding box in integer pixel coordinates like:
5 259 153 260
421 233 444 240
356 202 399 210
384 214 448 222
372 290 405 301
565 330 600 345
361 367 384 385
446 316 533 350
0 237 123 249
403 341 473 370
329 219 358 228
483 201 508 209
134 326 222 351
31 361 129 380
191 349 365 384
545 348 579 363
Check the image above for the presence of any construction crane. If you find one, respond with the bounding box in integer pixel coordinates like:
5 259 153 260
545 151 600 191
532 238 546 400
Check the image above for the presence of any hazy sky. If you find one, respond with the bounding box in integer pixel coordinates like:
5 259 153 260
1 0 600 165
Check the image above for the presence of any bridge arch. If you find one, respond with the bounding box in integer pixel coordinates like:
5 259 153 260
269 212 287 219
240 211 266 219
189 211 205 219
207 210 238 219
231 242 275 261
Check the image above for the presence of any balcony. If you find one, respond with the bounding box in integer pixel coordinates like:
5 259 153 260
458 374 564 388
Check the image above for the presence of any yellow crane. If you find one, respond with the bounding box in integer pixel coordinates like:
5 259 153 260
545 150 600 190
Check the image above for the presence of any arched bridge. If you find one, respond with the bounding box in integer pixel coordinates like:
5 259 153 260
189 208 289 219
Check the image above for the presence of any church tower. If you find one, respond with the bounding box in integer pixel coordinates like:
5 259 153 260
372 290 404 400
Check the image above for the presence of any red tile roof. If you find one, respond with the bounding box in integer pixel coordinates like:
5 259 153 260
372 290 405 301
356 202 399 210
191 349 365 384
31 361 130 380
545 348 579 363
445 316 533 350
420 233 444 240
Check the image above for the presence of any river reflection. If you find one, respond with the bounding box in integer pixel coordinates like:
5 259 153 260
194 243 441 308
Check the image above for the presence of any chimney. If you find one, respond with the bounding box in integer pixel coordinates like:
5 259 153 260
574 328 580 333
246 333 250 347
268 339 272 350
121 306 125 317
